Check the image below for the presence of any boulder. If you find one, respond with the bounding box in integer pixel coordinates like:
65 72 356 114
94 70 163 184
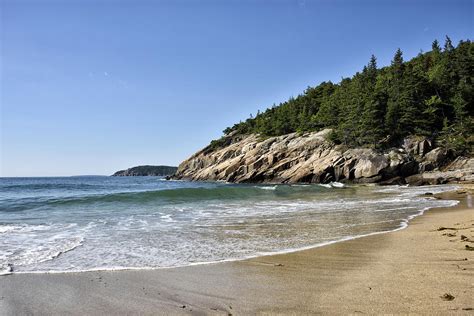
379 176 407 185
356 175 383 183
418 162 435 173
383 150 416 178
399 160 419 177
424 147 447 165
353 155 389 179
418 139 433 156
402 136 432 156
174 130 471 185
444 156 474 171
405 174 425 186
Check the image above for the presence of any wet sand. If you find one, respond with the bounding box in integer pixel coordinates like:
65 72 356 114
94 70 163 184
1 188 473 315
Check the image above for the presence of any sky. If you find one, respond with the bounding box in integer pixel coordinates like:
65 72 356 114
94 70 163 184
1 0 473 176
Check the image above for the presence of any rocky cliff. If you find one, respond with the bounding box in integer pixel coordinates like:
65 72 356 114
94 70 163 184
174 129 473 185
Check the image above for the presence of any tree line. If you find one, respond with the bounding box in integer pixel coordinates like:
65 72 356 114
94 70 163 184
218 37 473 154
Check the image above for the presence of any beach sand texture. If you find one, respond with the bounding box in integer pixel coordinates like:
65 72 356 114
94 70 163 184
1 189 473 315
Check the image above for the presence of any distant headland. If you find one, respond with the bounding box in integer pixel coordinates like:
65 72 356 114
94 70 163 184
112 165 177 177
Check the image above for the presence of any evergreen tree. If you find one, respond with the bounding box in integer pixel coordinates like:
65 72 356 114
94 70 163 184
444 35 454 52
216 38 472 154
385 49 404 138
432 39 441 54
360 55 385 146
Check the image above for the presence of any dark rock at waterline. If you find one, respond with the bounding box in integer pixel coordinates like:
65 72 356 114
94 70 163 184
379 177 407 186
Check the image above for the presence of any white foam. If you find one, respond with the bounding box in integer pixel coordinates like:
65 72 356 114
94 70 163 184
255 185 277 190
0 183 461 275
9 199 460 276
316 182 345 188
160 214 175 222
318 183 332 188
0 236 84 275
0 223 57 234
0 225 17 234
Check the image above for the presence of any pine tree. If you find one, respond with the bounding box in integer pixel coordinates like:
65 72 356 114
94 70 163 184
358 55 384 146
368 54 377 80
217 37 472 153
444 35 454 52
432 39 441 53
385 49 404 138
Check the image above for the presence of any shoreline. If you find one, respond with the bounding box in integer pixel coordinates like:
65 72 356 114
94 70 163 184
1 186 473 314
3 202 458 277
1 185 459 277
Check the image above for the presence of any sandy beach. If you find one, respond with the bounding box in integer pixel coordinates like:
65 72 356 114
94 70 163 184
1 188 473 315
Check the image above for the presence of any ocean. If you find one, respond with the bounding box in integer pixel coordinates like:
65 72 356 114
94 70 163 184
0 176 458 275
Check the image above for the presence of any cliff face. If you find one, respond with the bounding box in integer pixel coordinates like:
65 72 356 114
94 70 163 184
174 129 473 185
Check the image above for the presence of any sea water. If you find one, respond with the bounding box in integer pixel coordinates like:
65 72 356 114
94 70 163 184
0 176 458 274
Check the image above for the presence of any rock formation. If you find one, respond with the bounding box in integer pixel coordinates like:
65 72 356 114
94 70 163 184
174 129 473 185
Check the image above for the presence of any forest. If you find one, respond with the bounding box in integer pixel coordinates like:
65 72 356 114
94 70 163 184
218 37 473 154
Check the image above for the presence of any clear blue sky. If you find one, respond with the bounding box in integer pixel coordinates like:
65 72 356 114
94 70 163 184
1 0 472 176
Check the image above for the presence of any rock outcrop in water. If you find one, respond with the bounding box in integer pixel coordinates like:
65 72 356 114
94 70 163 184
174 129 473 185
113 165 177 177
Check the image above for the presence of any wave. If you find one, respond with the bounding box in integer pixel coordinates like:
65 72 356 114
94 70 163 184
0 183 102 191
0 223 57 234
255 185 277 191
0 236 85 275
4 200 459 276
1 184 332 211
1 182 457 214
318 182 345 189
0 225 16 234
0 182 459 275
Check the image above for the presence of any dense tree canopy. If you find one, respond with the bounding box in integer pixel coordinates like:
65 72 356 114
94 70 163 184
220 37 473 154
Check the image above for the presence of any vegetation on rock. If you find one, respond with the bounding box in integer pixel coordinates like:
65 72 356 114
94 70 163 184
112 165 177 176
217 37 473 155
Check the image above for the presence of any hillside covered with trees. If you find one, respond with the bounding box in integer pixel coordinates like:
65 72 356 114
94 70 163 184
112 165 177 176
216 37 473 154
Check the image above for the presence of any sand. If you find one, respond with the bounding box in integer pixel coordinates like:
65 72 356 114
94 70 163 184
1 188 473 315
